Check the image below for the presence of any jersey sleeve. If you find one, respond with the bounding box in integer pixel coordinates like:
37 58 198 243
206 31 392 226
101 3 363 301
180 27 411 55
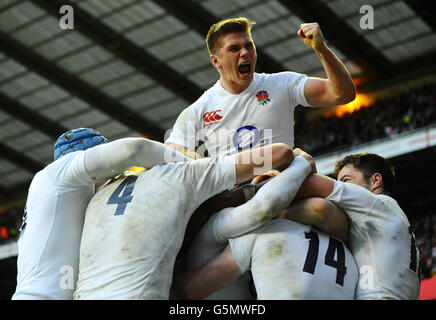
200 156 312 240
187 154 237 204
188 155 311 269
50 151 94 188
279 71 311 108
326 180 379 222
165 107 200 151
189 209 256 273
186 208 235 270
229 234 256 273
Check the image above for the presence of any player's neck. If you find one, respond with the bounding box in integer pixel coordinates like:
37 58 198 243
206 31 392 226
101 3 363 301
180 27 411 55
219 78 252 94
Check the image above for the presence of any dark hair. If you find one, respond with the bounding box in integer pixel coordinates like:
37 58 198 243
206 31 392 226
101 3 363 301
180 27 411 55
206 17 255 55
334 153 396 194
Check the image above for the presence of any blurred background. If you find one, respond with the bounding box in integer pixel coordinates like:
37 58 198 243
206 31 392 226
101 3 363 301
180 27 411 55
0 0 435 299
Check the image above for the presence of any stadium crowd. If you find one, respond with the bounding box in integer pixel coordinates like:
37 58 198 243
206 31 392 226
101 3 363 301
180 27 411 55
295 82 436 155
0 82 436 284
0 207 20 245
412 214 436 279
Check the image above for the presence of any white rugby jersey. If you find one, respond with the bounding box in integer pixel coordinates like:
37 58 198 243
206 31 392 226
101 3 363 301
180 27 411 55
166 72 311 156
186 156 312 299
74 156 236 300
13 151 95 300
229 219 358 300
326 181 421 300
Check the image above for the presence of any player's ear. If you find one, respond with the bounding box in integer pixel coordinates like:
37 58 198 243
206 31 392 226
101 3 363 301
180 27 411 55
370 173 383 194
210 55 222 69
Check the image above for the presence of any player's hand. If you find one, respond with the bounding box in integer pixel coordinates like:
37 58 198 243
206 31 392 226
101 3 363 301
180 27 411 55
251 170 280 185
293 148 317 174
297 22 326 53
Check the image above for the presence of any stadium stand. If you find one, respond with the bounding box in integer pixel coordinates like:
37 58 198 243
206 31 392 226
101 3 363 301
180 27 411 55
295 83 436 156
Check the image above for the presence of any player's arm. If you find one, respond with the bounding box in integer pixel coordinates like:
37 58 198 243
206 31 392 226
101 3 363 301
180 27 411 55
178 145 294 258
185 156 312 264
83 137 188 181
178 150 304 259
178 186 250 259
165 108 202 157
233 143 294 184
165 142 202 160
214 156 313 240
276 149 349 239
279 173 350 240
297 23 356 107
178 176 276 259
175 244 241 300
280 197 349 241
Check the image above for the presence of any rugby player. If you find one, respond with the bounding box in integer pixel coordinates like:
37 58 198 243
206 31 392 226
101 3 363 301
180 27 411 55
13 128 187 300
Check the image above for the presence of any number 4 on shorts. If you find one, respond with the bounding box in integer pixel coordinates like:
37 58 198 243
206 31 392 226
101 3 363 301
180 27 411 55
107 175 138 216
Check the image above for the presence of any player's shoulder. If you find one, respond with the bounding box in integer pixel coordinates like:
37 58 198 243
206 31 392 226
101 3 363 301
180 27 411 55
43 151 85 177
376 193 399 205
31 151 90 191
336 180 375 198
27 167 49 193
375 194 408 219
259 71 306 80
184 82 220 111
331 180 376 201
255 71 308 90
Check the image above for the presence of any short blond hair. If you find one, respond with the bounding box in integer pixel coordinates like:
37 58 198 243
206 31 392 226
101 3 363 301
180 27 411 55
206 17 256 55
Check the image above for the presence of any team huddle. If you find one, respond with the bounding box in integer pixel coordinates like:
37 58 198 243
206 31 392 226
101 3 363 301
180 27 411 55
12 18 420 300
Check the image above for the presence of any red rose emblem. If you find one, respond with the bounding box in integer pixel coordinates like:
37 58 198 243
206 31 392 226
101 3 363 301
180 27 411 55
256 90 271 106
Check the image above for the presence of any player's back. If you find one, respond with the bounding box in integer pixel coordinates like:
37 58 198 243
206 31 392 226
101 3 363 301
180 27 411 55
13 151 94 300
74 167 193 300
350 194 420 299
74 156 236 300
230 218 358 300
326 181 421 299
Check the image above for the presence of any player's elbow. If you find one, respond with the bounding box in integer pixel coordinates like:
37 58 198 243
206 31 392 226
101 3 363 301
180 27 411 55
339 88 356 105
308 198 349 241
334 83 356 105
124 138 150 157
305 197 330 224
117 138 157 167
271 143 294 171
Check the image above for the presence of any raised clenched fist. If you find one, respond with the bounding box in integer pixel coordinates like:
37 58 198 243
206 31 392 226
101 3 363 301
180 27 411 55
297 22 326 53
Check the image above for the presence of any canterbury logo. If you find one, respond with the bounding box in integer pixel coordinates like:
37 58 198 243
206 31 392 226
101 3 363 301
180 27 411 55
203 110 223 124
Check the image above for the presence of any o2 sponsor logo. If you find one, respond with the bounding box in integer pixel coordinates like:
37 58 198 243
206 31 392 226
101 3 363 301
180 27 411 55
233 125 270 151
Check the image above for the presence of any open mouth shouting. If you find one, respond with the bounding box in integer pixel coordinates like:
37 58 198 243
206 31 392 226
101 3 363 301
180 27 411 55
238 60 252 76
